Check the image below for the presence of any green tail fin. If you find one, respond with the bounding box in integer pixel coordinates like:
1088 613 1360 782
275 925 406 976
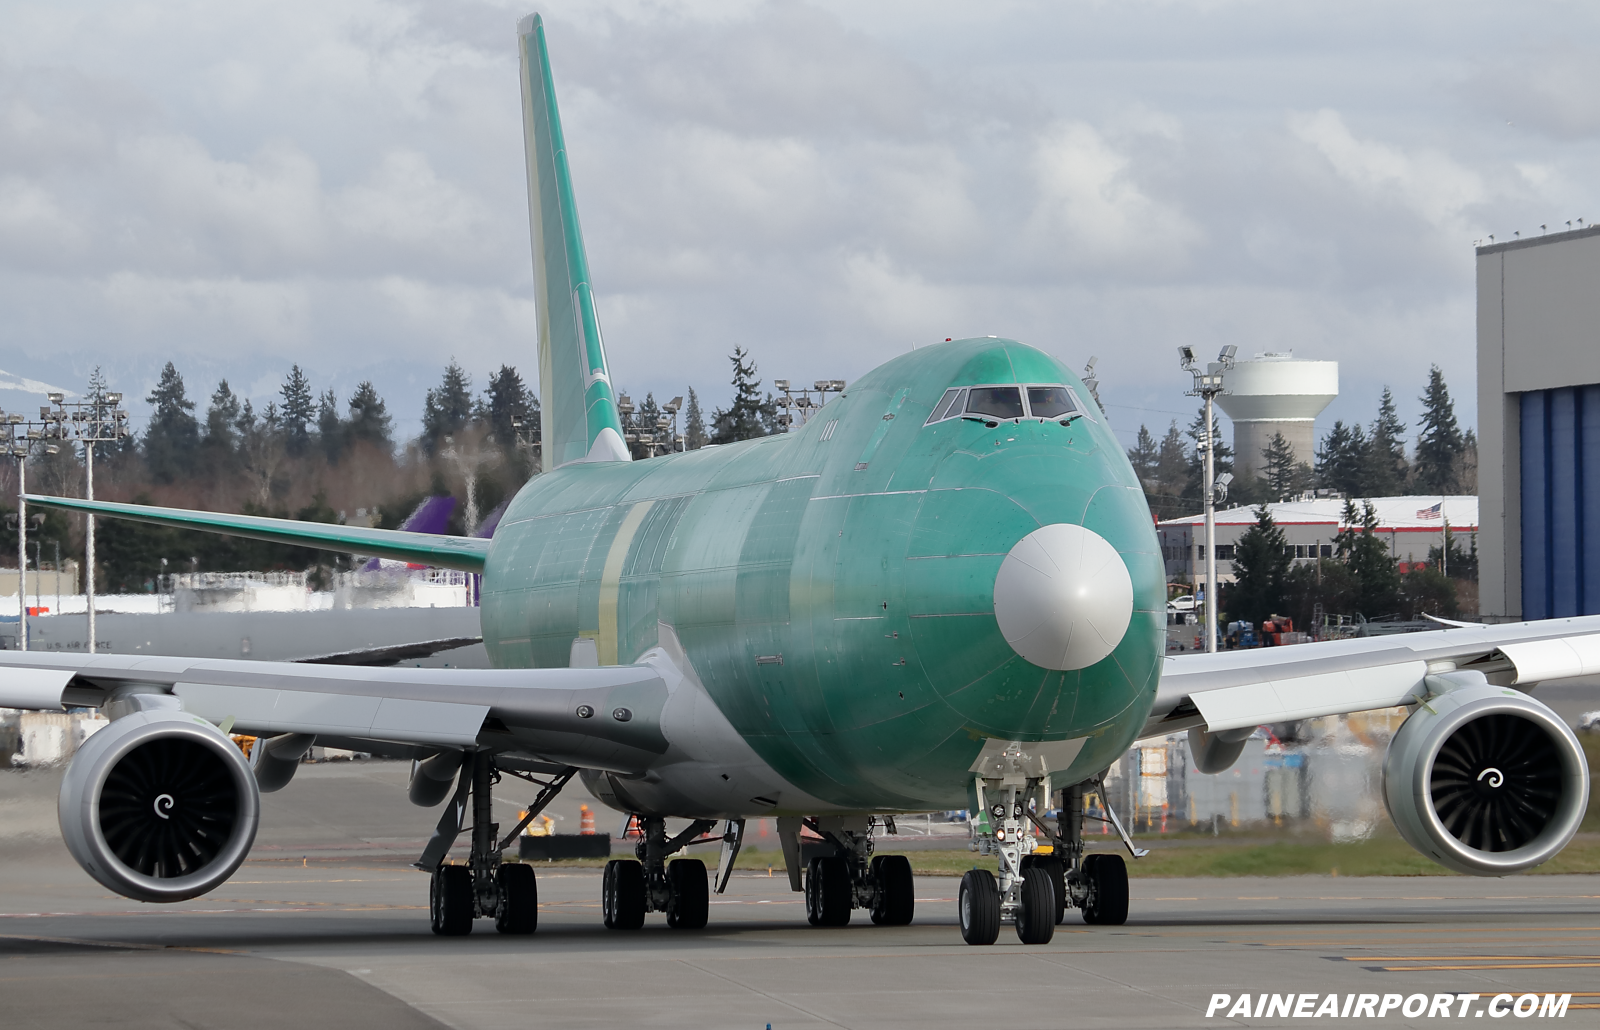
518 13 629 471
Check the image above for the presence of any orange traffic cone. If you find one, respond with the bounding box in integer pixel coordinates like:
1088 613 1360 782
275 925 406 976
580 804 595 835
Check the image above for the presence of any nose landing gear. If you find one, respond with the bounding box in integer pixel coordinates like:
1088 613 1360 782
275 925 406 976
962 757 1142 945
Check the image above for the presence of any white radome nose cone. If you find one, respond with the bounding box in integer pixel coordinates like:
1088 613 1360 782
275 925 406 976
993 523 1134 670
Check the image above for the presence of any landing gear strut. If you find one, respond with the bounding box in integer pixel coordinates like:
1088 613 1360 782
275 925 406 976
601 815 718 930
1057 778 1135 926
416 751 575 936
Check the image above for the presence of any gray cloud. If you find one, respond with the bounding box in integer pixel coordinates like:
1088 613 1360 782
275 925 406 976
0 0 1594 452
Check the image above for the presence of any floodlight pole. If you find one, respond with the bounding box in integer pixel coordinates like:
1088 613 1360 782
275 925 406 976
1182 346 1235 654
85 442 96 653
15 453 26 652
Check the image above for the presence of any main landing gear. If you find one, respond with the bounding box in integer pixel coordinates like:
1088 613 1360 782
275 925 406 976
789 816 914 928
961 752 1142 946
602 816 740 930
416 750 575 936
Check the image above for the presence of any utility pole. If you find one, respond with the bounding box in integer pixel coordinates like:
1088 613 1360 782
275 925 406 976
0 418 54 650
42 387 129 653
15 446 27 651
1180 345 1236 654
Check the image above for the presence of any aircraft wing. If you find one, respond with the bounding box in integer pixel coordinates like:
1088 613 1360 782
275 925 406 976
23 495 489 573
0 649 670 774
1142 614 1600 739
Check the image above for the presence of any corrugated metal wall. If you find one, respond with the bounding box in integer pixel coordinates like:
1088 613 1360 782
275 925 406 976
1520 385 1600 618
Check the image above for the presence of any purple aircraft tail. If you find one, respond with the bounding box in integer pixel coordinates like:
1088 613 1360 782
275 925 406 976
362 495 457 570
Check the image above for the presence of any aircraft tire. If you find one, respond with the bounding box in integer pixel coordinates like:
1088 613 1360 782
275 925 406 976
958 869 1000 946
1014 867 1056 945
666 859 709 930
868 854 914 926
806 856 851 926
603 859 646 930
495 863 538 934
1020 855 1066 925
1081 854 1128 926
430 865 474 936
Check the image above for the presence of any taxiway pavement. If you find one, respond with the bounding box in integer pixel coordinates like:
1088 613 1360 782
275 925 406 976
2 762 1597 1029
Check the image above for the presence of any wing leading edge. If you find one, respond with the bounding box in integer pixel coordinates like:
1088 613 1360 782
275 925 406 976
0 649 668 774
1143 614 1600 739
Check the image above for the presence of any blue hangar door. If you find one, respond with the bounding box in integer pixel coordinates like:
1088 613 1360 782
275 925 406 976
1522 385 1600 618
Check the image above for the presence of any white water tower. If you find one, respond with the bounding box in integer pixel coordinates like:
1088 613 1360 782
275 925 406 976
1214 352 1338 481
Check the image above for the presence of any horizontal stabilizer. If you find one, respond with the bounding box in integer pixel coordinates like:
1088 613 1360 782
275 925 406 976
24 495 489 573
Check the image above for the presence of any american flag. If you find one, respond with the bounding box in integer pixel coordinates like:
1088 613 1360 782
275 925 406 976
1416 502 1443 520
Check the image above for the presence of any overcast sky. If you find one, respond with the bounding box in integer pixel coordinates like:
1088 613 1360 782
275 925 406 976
3 0 1598 454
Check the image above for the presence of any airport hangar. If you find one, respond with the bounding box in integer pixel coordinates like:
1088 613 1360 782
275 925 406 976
1478 224 1600 622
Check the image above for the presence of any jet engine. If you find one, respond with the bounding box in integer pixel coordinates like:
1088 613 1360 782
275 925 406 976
1383 681 1590 876
59 709 260 902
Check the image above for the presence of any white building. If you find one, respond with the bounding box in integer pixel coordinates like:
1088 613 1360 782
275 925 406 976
1157 495 1478 584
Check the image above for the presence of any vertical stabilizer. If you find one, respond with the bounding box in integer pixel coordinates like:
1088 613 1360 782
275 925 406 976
518 14 629 471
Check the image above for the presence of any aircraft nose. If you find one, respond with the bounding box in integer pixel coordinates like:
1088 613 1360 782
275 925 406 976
992 523 1133 670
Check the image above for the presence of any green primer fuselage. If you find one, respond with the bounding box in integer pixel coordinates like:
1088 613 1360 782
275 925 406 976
481 338 1166 811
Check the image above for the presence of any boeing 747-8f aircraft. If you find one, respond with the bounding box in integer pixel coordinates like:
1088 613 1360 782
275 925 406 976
2 14 1590 945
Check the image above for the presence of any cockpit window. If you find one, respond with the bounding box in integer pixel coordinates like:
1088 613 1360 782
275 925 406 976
966 386 1025 421
924 382 1089 426
1026 386 1078 419
925 387 965 425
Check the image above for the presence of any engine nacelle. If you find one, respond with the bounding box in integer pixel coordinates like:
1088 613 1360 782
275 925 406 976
1383 682 1590 876
1188 725 1254 774
59 710 260 902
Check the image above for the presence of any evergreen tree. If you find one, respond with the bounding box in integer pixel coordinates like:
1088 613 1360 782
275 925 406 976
1361 387 1408 495
203 380 241 453
317 389 344 463
683 388 706 450
709 346 771 444
143 361 199 483
1413 365 1465 494
1315 420 1366 497
422 360 474 454
1426 525 1477 581
1261 431 1312 500
1400 566 1459 618
638 392 662 455
1336 499 1401 619
1127 425 1159 487
484 365 535 449
346 381 393 449
1282 557 1362 633
1148 421 1192 520
278 364 315 457
1457 428 1479 494
1221 506 1292 627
